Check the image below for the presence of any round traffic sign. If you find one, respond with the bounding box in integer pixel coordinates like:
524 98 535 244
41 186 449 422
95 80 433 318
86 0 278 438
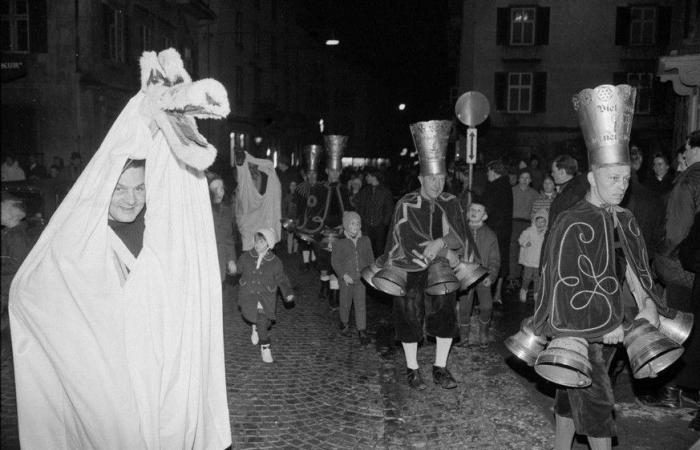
454 91 490 127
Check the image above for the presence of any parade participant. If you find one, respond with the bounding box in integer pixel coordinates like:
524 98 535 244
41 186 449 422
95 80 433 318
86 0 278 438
9 49 232 449
456 196 500 348
293 144 323 271
331 211 374 345
235 151 282 252
296 136 352 309
230 228 294 363
533 84 674 450
376 120 474 390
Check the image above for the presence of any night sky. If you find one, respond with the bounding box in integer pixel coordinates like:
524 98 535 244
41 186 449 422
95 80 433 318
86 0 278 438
296 1 452 154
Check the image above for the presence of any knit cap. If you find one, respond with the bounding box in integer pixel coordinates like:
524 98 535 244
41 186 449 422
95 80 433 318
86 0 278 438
342 211 361 231
256 227 278 248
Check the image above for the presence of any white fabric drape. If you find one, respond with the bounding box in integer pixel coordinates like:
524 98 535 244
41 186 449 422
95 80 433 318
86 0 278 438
9 92 231 449
235 152 281 251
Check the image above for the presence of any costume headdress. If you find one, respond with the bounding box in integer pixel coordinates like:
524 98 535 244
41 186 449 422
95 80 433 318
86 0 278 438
571 84 636 167
303 144 323 173
409 120 452 176
323 135 348 171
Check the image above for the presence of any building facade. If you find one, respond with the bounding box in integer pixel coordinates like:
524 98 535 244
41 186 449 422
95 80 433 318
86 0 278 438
1 0 214 168
456 0 681 167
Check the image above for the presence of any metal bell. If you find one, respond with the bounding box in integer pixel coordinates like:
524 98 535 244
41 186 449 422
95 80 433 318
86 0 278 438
361 262 381 290
453 261 489 290
371 266 408 297
280 218 296 231
535 336 593 388
425 258 460 295
504 316 546 366
658 311 694 345
624 318 684 379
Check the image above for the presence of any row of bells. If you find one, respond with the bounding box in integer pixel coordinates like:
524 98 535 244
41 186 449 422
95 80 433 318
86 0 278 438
360 259 489 296
505 312 694 388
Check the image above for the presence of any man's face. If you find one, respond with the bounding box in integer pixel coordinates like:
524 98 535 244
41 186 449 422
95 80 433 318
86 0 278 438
518 172 531 188
365 174 377 186
108 166 146 223
307 171 318 185
346 218 361 237
468 204 487 224
588 165 631 206
652 157 669 178
209 179 225 204
486 169 498 182
1 200 26 227
684 140 700 166
327 168 340 183
419 174 445 200
551 162 567 184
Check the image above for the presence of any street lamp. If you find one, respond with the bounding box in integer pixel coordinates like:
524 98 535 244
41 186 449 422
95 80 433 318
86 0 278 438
325 31 340 46
398 103 406 111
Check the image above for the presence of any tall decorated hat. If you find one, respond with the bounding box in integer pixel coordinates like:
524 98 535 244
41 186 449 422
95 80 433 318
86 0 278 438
303 144 323 173
409 120 453 176
323 135 348 171
572 84 636 167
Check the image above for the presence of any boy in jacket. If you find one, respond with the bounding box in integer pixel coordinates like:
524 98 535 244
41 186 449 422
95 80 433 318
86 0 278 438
331 211 374 345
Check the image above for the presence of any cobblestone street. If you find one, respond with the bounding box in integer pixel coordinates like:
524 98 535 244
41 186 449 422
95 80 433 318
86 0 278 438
1 252 698 449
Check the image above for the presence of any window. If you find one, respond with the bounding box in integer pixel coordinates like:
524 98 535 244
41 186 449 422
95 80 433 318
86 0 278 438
497 6 549 46
235 11 243 48
507 72 532 113
510 7 535 45
495 71 547 113
236 66 244 104
140 24 152 51
630 7 656 45
627 73 653 114
104 4 125 63
1 0 29 53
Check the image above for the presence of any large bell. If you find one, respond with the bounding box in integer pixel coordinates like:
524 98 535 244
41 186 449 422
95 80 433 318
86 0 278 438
453 261 489 290
425 258 460 295
372 266 408 297
361 262 381 290
504 316 546 366
535 336 593 388
624 318 684 379
658 311 694 345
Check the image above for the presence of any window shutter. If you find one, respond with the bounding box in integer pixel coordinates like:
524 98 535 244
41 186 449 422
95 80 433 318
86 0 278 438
494 72 507 111
656 6 672 47
496 8 510 45
533 72 547 113
535 7 550 45
613 72 627 85
615 7 630 46
29 0 48 53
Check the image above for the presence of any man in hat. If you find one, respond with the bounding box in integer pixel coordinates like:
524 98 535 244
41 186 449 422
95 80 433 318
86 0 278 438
295 137 352 309
376 120 475 390
533 85 676 449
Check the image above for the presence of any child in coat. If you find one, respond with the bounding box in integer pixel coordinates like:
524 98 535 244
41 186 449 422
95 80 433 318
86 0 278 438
518 209 548 303
456 197 501 348
230 228 294 363
331 211 374 345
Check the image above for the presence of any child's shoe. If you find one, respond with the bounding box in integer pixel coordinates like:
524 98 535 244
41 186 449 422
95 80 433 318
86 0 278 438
260 344 273 363
358 330 370 346
339 321 351 336
519 288 527 303
251 325 259 345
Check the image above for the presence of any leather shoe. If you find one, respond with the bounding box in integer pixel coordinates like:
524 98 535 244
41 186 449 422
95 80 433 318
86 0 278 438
406 368 426 390
637 386 682 408
432 365 457 389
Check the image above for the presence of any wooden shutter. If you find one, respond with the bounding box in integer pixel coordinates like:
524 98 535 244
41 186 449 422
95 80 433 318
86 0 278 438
495 72 507 111
29 0 48 53
535 7 550 45
615 7 630 45
533 72 547 113
497 8 510 45
656 6 672 47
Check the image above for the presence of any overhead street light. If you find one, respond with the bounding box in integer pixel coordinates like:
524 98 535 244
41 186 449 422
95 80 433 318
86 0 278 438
325 37 340 46
398 103 406 111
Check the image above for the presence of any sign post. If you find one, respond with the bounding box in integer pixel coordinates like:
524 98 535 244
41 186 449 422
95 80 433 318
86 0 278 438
454 91 490 205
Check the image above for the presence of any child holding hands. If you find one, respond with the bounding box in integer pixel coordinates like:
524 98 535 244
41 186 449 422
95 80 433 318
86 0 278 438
331 211 374 346
230 228 294 363
518 209 548 303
